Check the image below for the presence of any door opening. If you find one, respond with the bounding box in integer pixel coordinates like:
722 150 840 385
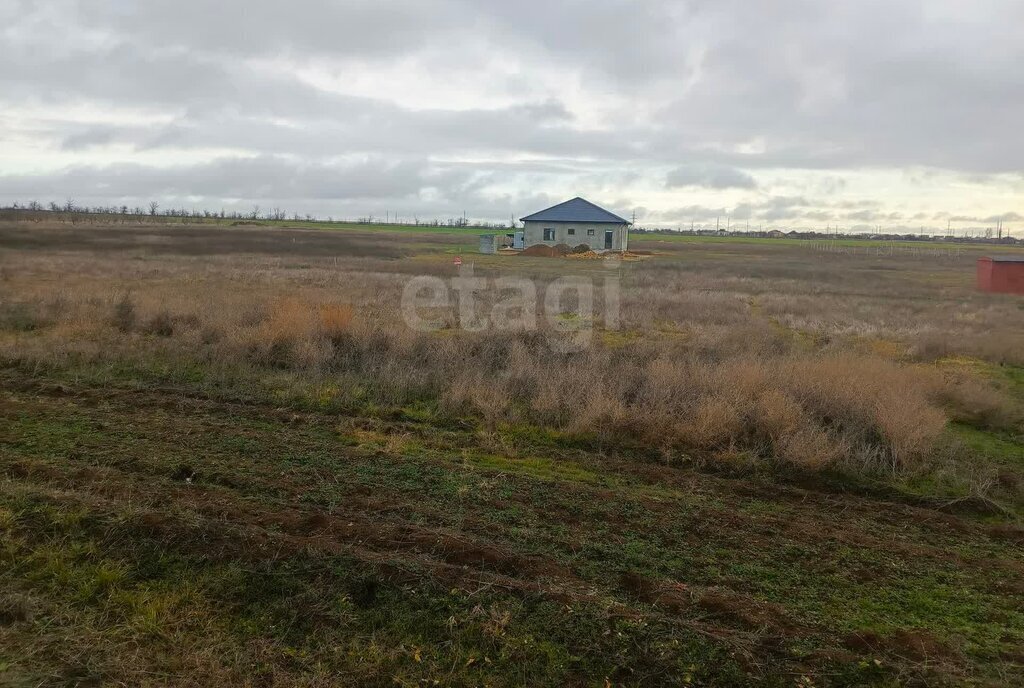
604 230 614 249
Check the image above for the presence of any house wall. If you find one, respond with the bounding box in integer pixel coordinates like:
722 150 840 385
522 221 629 251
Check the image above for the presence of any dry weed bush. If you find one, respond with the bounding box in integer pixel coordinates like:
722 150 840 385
142 309 175 337
911 329 1024 367
242 299 354 369
110 294 136 332
932 370 1020 430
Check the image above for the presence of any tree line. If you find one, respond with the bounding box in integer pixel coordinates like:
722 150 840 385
1 200 514 229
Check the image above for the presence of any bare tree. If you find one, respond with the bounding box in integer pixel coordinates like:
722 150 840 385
149 201 159 216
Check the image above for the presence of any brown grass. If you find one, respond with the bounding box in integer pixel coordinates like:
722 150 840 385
1 220 1021 481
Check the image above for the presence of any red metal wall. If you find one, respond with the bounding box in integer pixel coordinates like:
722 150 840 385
978 258 1024 294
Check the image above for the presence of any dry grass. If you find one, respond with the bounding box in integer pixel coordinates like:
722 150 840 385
1 221 1021 484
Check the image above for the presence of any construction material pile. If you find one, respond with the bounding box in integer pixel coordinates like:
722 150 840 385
564 250 601 260
519 244 561 257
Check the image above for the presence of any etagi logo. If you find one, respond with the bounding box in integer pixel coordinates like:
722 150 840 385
400 262 621 352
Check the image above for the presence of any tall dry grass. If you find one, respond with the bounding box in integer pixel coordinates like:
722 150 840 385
1 236 1021 481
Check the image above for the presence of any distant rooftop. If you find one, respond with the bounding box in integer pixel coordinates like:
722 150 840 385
520 197 630 225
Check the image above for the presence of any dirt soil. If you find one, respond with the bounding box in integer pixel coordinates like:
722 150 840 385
1 368 1022 686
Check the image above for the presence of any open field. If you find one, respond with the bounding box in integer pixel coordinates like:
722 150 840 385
1 220 1023 686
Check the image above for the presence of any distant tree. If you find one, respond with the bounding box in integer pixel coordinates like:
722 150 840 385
149 201 159 216
250 205 260 220
63 198 75 212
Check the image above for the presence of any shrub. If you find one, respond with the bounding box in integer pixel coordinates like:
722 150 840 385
319 304 354 343
111 294 136 332
935 371 1020 431
143 310 175 337
773 355 946 473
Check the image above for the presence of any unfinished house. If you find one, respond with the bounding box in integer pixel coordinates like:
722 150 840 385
520 197 631 251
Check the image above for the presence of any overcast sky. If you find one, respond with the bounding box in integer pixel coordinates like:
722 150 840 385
2 0 1022 232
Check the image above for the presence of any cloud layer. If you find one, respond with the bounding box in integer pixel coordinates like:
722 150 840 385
1 0 1021 230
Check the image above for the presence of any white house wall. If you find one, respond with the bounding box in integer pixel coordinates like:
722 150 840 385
522 222 629 251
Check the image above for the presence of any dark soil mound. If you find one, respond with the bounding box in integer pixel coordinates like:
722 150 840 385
519 244 560 257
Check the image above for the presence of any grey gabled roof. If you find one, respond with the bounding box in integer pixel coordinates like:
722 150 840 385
520 197 630 225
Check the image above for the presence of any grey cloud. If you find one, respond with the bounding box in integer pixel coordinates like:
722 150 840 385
651 2 1024 172
949 212 1023 224
0 157 467 202
754 196 811 222
2 0 1023 224
845 210 881 222
665 164 757 190
47 103 630 160
0 156 573 222
986 212 1024 223
658 205 728 223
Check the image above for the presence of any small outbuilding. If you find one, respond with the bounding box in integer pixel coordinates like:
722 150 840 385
520 197 631 251
977 256 1024 294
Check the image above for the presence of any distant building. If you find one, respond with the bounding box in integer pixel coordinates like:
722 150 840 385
977 256 1024 294
519 197 631 251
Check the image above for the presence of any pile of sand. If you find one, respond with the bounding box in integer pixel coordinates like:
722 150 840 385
553 243 573 255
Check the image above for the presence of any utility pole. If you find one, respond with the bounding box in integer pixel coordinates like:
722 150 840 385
716 216 720 232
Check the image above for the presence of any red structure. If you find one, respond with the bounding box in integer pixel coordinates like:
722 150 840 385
977 257 1024 294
